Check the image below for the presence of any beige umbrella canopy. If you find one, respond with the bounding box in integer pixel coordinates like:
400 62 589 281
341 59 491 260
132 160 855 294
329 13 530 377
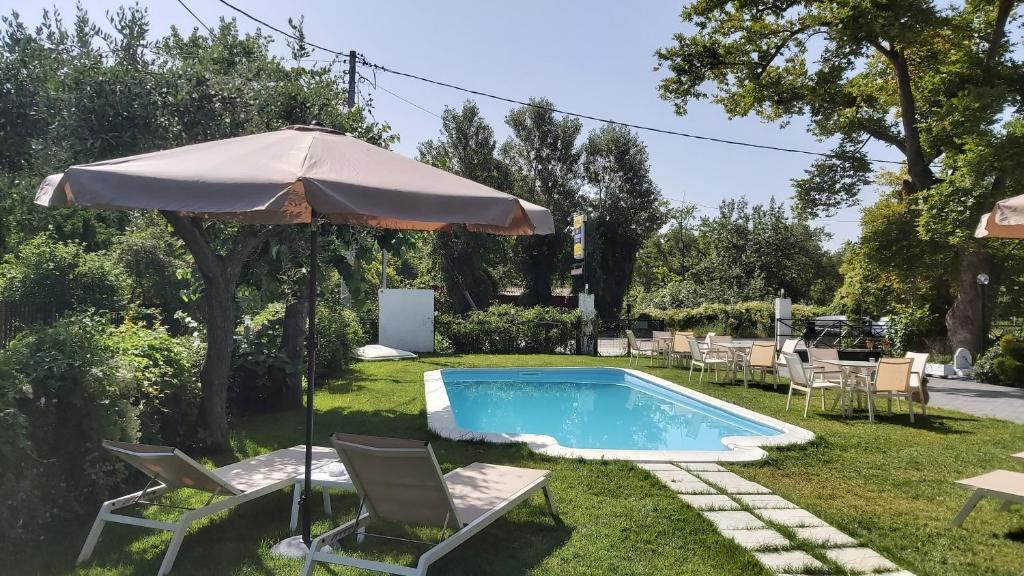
35 124 553 549
37 125 554 234
975 193 1024 239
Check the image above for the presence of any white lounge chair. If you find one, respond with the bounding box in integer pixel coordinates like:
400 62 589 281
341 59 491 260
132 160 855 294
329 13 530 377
302 433 558 576
953 469 1024 527
79 441 338 575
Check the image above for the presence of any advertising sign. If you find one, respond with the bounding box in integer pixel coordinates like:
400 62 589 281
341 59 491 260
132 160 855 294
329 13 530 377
572 214 585 260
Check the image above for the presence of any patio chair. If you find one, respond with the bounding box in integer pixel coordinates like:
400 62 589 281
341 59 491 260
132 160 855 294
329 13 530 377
79 441 339 576
953 469 1024 527
625 330 657 367
784 352 842 417
807 347 844 384
686 336 731 384
858 357 916 423
745 342 780 388
302 433 558 576
671 331 694 367
774 338 801 379
901 352 930 414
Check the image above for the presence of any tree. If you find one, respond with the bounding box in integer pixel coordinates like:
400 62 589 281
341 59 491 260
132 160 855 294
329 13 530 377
0 6 393 448
500 99 583 305
418 101 507 313
580 125 666 316
656 0 1023 353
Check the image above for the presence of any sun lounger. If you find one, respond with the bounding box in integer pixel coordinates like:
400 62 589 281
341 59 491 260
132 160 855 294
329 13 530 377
952 469 1024 527
79 441 338 575
302 433 558 576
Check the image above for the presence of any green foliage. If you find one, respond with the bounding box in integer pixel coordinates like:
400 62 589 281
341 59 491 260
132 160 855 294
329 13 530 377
0 233 132 314
975 335 1024 388
103 323 203 448
885 305 933 357
230 302 289 413
436 304 580 353
110 217 193 325
648 301 831 337
0 316 136 544
316 302 365 375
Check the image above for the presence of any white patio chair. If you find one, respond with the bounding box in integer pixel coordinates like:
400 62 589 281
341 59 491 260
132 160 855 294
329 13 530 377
901 351 930 414
746 342 780 388
686 336 731 384
79 441 338 576
784 352 843 417
671 331 694 367
774 338 801 379
856 357 917 423
303 433 557 576
652 330 674 366
625 329 657 367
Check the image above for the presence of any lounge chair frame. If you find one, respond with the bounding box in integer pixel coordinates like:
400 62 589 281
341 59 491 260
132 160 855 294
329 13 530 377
953 469 1024 527
79 441 336 576
302 435 557 576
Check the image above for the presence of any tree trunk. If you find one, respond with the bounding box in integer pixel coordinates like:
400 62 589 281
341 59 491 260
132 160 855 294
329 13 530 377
199 273 235 450
276 298 308 408
945 245 994 357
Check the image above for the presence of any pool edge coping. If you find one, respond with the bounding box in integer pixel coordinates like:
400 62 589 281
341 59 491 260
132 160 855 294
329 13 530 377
423 367 814 463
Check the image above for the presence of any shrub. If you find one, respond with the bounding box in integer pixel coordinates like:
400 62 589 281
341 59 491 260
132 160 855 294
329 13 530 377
104 323 203 448
231 302 288 413
0 316 137 545
976 335 1024 387
646 301 832 337
0 233 132 314
316 302 365 375
436 305 580 354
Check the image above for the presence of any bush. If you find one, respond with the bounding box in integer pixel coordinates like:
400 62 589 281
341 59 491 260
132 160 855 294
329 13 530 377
646 301 832 337
0 315 205 550
104 323 203 448
231 302 289 413
0 233 132 314
0 316 137 547
976 335 1024 387
316 302 365 375
436 305 580 354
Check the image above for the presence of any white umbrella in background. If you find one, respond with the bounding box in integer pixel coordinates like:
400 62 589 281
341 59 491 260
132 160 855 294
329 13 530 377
975 193 1024 239
36 124 554 551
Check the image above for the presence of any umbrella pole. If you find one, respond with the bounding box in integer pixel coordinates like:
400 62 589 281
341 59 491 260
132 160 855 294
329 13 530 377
303 212 319 547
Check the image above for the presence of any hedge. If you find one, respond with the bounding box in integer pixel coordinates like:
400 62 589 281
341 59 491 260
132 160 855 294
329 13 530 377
646 301 833 337
436 304 580 354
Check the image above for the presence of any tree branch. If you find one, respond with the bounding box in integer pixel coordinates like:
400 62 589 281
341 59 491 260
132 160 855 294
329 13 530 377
225 226 276 282
160 211 224 283
752 27 813 80
987 0 1016 63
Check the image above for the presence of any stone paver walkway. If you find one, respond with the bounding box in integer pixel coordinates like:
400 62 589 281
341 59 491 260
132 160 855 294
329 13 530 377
642 462 912 575
927 377 1024 424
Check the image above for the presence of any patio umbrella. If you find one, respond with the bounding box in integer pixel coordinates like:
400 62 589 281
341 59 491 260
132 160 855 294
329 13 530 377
35 124 554 550
975 193 1024 239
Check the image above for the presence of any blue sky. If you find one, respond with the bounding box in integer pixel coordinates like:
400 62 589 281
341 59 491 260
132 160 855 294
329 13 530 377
9 0 897 247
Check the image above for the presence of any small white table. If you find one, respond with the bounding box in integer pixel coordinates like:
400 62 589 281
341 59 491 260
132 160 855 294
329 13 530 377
289 461 354 531
714 341 754 385
818 359 880 420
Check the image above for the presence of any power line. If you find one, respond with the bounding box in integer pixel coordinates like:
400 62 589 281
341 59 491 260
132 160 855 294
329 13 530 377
176 0 214 35
216 0 351 61
360 73 443 119
216 1 905 166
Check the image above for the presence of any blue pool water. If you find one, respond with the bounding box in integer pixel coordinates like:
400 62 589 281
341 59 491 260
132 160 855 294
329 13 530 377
441 368 781 451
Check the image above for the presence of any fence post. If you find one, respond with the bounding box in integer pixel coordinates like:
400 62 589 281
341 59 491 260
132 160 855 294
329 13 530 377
774 296 792 349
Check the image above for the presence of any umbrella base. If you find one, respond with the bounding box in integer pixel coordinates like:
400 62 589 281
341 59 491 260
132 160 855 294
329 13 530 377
270 535 311 558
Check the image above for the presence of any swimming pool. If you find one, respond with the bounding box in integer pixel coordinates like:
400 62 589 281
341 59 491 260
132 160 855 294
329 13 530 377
424 368 813 462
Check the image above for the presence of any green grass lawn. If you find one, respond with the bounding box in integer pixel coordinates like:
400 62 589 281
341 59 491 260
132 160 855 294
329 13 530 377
21 354 1024 575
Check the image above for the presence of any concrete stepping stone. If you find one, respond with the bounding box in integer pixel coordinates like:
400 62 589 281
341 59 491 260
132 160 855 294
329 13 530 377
823 547 898 573
753 550 825 573
675 462 726 472
653 470 716 494
875 571 915 576
637 462 682 472
755 508 828 527
701 510 767 530
792 525 857 547
693 471 772 494
721 528 790 550
733 494 798 509
679 494 741 510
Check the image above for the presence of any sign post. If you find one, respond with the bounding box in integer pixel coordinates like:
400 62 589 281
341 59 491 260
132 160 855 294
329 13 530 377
571 214 587 290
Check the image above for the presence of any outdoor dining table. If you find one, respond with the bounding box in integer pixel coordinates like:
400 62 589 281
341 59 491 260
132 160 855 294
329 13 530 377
713 341 754 386
816 358 880 420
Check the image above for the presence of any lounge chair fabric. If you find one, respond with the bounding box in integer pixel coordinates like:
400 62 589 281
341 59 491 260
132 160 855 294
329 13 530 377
953 469 1024 527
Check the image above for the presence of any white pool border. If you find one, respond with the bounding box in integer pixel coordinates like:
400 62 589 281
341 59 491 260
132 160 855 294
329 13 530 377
424 367 814 463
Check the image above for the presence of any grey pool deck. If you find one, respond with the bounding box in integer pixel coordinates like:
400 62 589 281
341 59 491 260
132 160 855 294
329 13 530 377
926 377 1024 424
642 462 913 576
